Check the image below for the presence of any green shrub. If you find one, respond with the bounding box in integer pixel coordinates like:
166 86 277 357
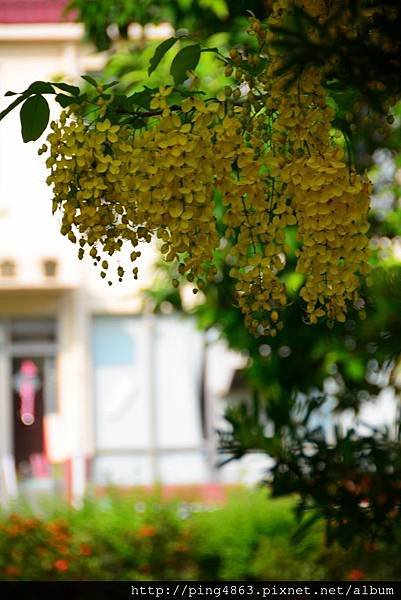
0 488 399 580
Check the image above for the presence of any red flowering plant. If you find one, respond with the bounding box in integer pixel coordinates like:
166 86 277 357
0 514 99 580
2 495 206 580
92 498 197 580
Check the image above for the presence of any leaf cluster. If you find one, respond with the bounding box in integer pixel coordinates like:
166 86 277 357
269 0 401 115
0 35 220 141
66 0 267 50
0 81 81 142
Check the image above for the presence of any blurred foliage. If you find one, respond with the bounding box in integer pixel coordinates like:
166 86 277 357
1 489 400 580
267 1 401 114
145 198 401 547
261 1 401 173
70 0 265 99
0 490 193 580
66 0 267 51
95 35 230 96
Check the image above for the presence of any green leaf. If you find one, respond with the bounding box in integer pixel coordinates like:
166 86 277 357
129 88 159 109
291 511 322 544
20 95 50 142
148 37 177 75
81 74 98 88
170 44 201 84
4 81 54 100
103 80 119 91
53 82 80 96
26 81 55 95
55 93 86 108
201 47 220 53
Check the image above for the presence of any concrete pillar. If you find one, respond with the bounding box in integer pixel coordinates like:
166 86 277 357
144 313 160 484
58 288 92 505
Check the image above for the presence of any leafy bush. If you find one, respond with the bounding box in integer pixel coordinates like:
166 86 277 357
188 491 302 579
0 489 400 580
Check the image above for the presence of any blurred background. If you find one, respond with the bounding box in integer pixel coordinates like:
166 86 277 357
0 0 400 581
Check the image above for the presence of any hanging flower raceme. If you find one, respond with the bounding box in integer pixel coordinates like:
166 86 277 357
257 0 371 327
269 64 371 325
40 0 373 335
44 91 273 301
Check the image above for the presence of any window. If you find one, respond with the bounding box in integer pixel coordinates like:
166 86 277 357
0 260 16 278
10 319 57 343
42 259 58 278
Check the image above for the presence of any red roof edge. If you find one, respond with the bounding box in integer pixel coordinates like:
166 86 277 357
0 1 76 24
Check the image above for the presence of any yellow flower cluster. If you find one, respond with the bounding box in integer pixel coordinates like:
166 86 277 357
259 0 371 325
215 115 288 335
272 72 371 323
44 91 275 309
45 112 145 282
42 0 373 335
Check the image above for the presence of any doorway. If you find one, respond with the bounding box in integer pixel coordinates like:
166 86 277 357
8 319 57 482
12 357 45 478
